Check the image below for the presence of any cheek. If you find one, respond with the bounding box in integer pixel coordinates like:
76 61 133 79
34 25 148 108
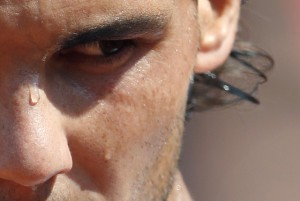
70 48 192 156
65 17 199 153
60 0 199 192
59 54 190 196
63 36 197 169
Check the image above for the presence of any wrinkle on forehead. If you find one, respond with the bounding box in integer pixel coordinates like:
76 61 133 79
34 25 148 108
0 0 174 25
0 0 175 51
38 0 174 28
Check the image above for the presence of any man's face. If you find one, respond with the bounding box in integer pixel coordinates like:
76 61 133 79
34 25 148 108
0 0 199 200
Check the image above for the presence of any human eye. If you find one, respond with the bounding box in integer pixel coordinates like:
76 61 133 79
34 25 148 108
57 39 135 74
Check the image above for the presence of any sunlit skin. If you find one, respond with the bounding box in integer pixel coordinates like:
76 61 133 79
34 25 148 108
0 0 239 200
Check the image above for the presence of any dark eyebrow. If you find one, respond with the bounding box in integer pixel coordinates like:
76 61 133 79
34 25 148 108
60 14 170 49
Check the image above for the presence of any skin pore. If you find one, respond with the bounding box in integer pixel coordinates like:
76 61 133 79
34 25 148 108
0 0 239 200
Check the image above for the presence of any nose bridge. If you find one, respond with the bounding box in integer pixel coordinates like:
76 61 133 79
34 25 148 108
0 72 72 186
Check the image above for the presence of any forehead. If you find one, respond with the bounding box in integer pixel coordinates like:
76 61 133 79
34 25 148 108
0 0 174 25
0 0 176 50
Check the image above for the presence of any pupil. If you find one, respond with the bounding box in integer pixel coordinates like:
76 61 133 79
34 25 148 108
100 41 125 56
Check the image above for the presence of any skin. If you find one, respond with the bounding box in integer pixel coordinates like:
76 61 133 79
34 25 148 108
0 0 239 200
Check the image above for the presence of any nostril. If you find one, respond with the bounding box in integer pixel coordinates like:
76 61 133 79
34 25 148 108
5 168 71 187
21 171 62 187
0 173 57 193
0 150 73 187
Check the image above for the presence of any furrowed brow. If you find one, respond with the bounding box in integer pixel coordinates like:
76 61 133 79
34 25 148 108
60 14 170 49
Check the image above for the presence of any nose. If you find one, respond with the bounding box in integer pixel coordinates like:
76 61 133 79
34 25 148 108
0 83 73 186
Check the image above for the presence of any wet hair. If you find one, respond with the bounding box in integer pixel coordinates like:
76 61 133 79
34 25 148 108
187 42 273 112
187 0 274 113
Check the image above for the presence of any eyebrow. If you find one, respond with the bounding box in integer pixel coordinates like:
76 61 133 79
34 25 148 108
60 14 170 49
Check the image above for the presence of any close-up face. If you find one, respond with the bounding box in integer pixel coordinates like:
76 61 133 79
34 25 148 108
0 0 239 200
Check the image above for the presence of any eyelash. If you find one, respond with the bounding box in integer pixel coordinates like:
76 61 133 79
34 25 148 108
57 40 135 74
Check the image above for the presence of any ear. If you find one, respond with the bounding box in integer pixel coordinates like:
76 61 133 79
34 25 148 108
194 0 240 73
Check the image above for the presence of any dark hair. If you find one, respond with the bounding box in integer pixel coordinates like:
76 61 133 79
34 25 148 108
187 41 273 112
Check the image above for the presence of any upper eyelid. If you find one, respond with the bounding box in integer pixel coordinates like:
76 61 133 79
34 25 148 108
59 40 135 58
59 15 170 49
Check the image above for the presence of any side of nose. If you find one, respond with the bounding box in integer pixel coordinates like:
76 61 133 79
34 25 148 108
0 84 73 186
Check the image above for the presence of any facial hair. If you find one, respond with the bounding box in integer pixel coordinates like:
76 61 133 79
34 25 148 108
0 115 185 201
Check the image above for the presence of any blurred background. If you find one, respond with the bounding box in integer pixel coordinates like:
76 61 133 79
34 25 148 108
180 0 300 200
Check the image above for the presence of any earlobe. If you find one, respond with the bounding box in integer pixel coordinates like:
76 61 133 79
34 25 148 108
194 0 240 73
